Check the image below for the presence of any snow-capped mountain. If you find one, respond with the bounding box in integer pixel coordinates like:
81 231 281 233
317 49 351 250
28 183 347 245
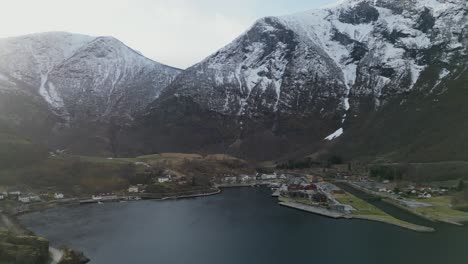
161 0 466 115
0 32 181 122
134 0 467 159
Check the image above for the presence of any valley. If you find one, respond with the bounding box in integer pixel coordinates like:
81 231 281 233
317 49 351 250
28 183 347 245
0 0 467 263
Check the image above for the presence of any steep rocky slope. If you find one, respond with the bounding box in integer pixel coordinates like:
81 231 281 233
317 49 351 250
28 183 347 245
125 0 467 160
0 32 181 122
0 32 181 154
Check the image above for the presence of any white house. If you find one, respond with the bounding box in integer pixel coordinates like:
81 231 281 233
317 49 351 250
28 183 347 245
19 197 30 203
418 193 432 199
128 186 139 193
240 175 254 182
54 193 64 199
0 195 4 200
29 195 41 202
158 177 170 183
261 174 277 180
223 176 237 183
9 191 21 197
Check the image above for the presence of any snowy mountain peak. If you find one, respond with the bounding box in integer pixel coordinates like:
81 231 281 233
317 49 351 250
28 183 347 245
0 32 95 85
0 32 181 122
151 0 466 148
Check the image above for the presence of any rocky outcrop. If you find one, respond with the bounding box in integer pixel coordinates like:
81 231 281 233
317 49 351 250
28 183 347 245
0 232 50 264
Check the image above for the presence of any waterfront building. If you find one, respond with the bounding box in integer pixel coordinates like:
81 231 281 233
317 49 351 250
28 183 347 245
260 174 277 180
8 191 21 199
158 177 171 183
128 186 139 193
19 197 31 203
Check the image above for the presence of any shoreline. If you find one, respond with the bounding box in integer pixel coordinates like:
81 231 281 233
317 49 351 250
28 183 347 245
140 187 222 201
382 198 468 226
279 201 435 233
4 186 223 264
342 181 468 226
0 212 67 264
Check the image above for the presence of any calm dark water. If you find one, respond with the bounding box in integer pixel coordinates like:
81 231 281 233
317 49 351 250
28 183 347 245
20 188 468 264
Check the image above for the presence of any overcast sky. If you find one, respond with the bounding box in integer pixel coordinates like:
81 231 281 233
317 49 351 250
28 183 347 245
0 0 337 69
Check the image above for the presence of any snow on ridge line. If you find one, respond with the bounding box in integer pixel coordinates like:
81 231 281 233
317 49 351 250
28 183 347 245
325 128 344 141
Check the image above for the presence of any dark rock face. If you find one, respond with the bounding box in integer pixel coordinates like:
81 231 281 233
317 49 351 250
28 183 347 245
332 30 369 62
381 29 412 44
120 96 338 160
416 8 436 33
339 2 380 24
125 0 467 160
374 0 416 14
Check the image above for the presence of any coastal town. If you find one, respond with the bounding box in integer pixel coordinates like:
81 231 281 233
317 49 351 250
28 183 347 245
2 164 468 233
213 168 468 232
0 154 468 264
1 154 468 264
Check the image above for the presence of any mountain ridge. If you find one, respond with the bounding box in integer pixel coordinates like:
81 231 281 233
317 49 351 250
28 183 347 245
124 0 467 160
0 31 181 155
0 0 467 160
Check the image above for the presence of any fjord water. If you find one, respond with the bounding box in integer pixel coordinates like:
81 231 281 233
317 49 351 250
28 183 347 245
20 188 468 264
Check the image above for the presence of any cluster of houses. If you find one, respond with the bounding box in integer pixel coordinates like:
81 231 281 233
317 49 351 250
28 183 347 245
91 194 119 202
155 171 189 185
220 173 288 185
0 190 66 203
128 184 147 193
280 177 327 204
279 177 354 214
221 175 256 184
127 174 191 194
405 185 449 199
375 182 449 199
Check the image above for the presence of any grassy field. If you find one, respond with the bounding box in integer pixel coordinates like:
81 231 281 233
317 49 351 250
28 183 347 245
0 152 253 196
0 133 48 170
335 192 386 216
0 231 49 264
334 192 433 231
412 196 468 224
368 161 468 182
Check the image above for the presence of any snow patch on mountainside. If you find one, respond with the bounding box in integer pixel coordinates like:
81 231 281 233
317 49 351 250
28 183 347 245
39 77 65 110
325 128 344 141
431 68 452 91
